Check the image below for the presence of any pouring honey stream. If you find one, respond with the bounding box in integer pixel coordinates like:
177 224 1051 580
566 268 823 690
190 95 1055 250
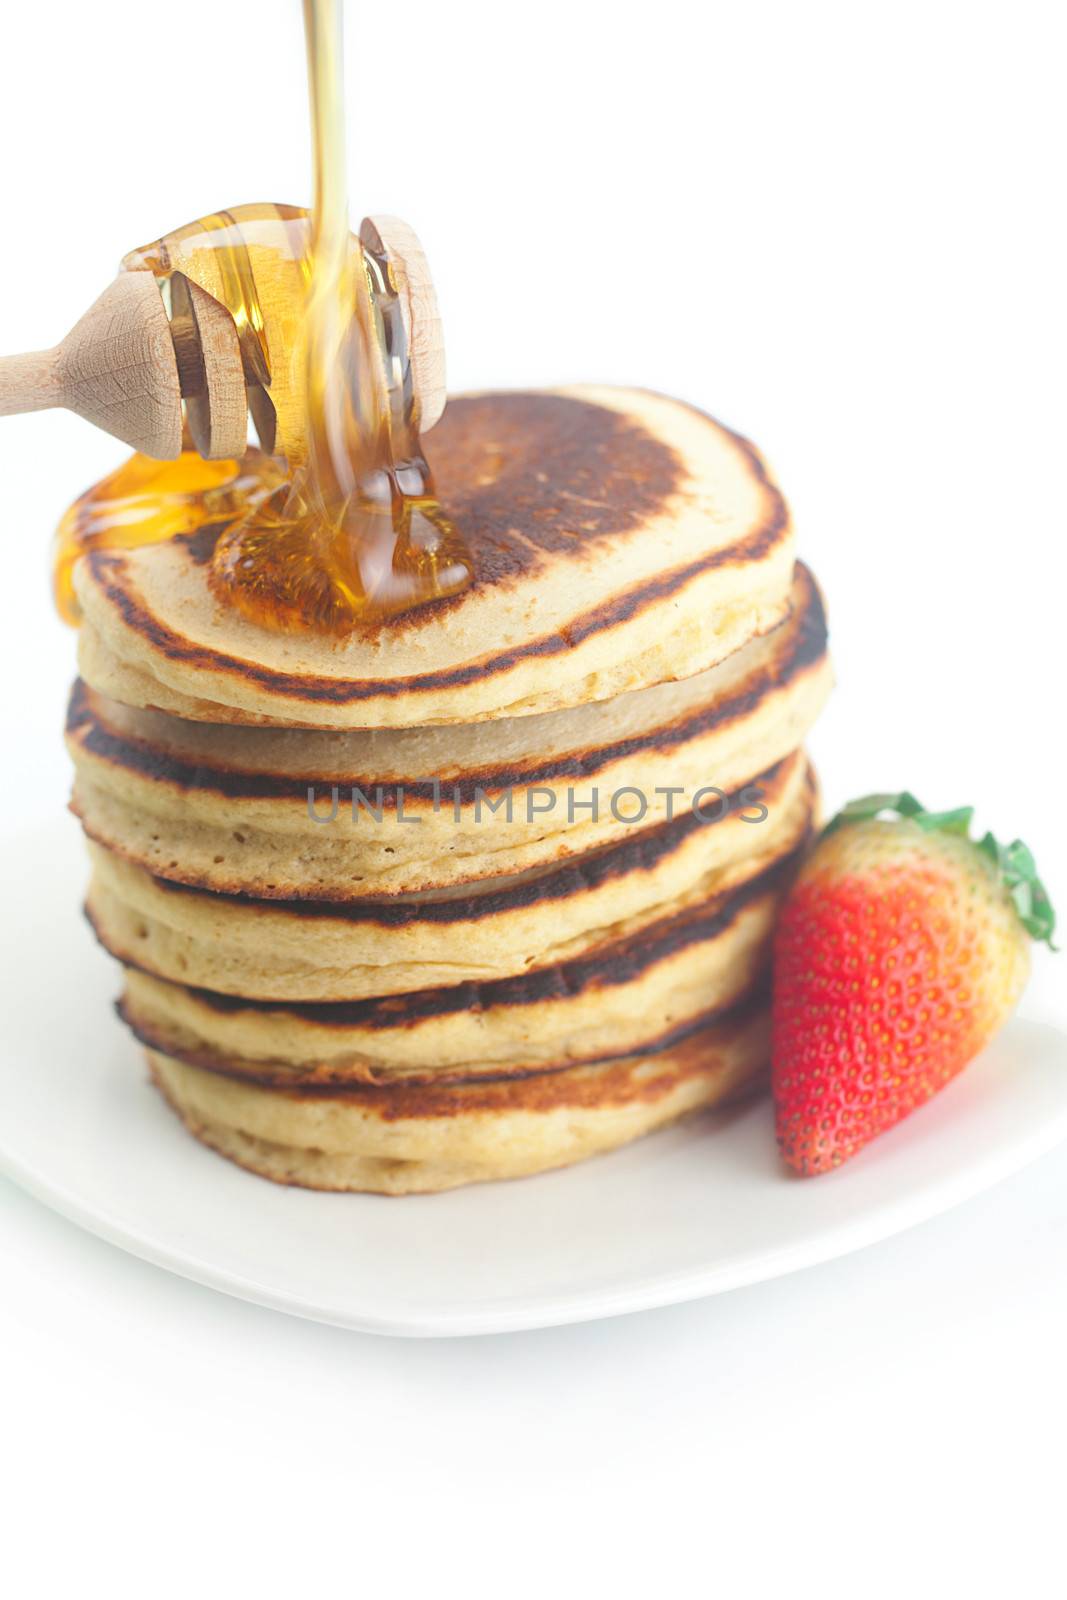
53 0 473 633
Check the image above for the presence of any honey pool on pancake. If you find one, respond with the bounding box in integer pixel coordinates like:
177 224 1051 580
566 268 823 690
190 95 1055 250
53 0 472 634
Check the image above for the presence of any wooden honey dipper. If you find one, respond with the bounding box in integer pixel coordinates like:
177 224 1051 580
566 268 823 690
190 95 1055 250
0 214 445 461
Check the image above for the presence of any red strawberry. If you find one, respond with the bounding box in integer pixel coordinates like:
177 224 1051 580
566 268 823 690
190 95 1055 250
772 793 1055 1176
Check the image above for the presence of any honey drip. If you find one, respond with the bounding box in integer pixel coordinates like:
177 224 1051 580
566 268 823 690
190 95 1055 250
53 0 473 632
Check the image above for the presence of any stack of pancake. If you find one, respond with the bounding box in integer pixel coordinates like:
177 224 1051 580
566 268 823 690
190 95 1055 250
66 386 832 1193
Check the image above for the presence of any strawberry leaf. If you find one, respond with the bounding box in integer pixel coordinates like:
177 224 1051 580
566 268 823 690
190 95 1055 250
823 791 923 836
823 794 1057 947
978 831 1057 947
914 806 974 835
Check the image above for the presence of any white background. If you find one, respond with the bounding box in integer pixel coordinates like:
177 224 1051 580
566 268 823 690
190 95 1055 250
1 0 1065 1593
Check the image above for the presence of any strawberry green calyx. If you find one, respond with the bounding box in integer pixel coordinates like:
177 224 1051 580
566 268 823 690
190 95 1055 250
822 791 1057 947
976 833 1056 946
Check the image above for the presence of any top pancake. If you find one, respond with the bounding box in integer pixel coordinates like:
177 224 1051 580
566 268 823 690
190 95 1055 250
73 386 795 730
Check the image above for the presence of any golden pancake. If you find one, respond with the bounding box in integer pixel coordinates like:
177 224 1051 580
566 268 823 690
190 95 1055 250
85 759 815 1001
73 387 795 729
116 830 796 1085
68 563 830 897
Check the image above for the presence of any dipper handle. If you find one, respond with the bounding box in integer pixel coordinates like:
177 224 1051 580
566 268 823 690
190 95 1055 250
0 348 63 416
0 274 185 458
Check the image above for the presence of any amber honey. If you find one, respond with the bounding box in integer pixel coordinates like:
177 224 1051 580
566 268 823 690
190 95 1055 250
53 0 472 633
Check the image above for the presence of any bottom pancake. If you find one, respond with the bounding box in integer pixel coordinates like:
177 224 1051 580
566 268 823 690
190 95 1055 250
146 1000 769 1195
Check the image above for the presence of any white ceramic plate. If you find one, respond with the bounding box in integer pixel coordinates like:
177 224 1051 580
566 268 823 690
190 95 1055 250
3 817 1066 1337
